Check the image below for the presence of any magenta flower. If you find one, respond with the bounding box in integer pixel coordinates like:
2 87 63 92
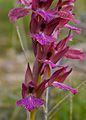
8 0 85 112
16 64 77 111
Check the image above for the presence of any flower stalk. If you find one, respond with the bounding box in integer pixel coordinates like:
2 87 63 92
31 110 36 120
27 110 36 120
45 87 49 120
27 111 30 120
16 25 29 63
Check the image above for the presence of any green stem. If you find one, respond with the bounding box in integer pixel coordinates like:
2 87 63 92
70 94 73 120
43 67 51 120
27 111 30 120
16 25 29 63
45 88 49 120
27 110 36 120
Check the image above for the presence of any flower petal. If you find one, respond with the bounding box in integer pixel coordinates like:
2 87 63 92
36 80 48 97
45 18 68 35
65 49 85 60
52 82 78 94
25 63 33 85
42 60 57 69
22 83 28 98
57 68 72 83
56 34 72 51
38 0 53 10
56 0 74 11
64 24 81 34
44 60 57 68
8 8 29 22
51 46 69 63
40 60 57 74
62 4 74 11
58 11 78 23
16 96 44 112
30 33 55 45
17 0 32 6
35 9 56 22
47 66 68 85
55 0 62 10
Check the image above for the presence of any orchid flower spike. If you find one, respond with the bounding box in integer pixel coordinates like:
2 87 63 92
9 0 85 112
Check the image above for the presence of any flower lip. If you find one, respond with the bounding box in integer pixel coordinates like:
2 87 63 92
16 96 45 112
30 32 55 45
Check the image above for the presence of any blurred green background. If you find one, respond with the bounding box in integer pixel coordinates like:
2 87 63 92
0 0 86 120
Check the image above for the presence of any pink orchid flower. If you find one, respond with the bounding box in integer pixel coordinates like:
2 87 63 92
9 0 85 112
